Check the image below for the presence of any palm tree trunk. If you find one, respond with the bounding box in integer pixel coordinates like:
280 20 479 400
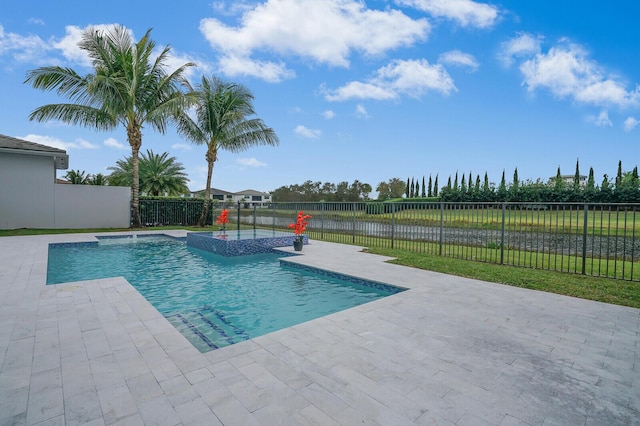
198 161 214 227
129 124 142 228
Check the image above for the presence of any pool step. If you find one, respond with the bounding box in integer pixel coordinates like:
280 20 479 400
166 306 250 350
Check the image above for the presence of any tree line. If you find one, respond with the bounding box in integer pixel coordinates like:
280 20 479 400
409 160 639 203
271 180 372 202
273 160 639 204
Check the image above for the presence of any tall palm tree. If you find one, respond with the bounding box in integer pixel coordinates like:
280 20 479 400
107 150 189 196
24 25 194 227
176 76 279 226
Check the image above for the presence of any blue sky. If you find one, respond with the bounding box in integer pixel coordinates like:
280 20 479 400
1 0 638 194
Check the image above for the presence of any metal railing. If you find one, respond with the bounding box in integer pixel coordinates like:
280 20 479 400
137 200 640 282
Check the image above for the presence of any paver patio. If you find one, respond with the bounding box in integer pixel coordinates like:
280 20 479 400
0 231 638 425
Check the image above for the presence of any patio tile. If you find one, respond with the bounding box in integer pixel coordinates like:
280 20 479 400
0 233 638 425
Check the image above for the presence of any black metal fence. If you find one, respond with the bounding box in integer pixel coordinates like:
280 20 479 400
137 200 640 282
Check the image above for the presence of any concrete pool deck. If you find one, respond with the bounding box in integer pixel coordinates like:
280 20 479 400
0 231 638 425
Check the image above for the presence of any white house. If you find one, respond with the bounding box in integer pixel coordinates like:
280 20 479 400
549 174 588 188
189 188 271 207
0 134 130 229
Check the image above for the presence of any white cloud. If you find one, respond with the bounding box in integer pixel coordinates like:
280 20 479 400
499 33 542 66
19 134 99 150
28 18 45 26
324 59 455 101
438 50 479 72
104 137 127 150
171 143 192 151
396 0 499 28
518 40 640 109
592 110 612 127
323 110 335 119
0 24 53 64
200 0 429 81
218 55 294 82
294 125 322 139
355 104 369 118
236 157 266 167
624 117 639 132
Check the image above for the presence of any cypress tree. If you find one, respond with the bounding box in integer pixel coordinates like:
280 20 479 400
461 174 467 193
410 178 415 198
616 161 623 187
453 172 459 191
483 172 489 192
415 180 420 198
405 178 410 198
573 158 581 191
498 169 507 201
447 175 452 189
434 175 439 196
587 167 595 190
555 166 564 189
421 176 426 197
475 174 481 192
428 175 433 197
468 172 473 193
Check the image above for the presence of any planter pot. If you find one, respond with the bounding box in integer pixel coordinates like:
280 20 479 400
293 239 304 251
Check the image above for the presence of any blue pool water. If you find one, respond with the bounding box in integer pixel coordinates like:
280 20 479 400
47 235 403 352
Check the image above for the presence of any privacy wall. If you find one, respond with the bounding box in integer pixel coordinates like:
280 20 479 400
0 152 130 229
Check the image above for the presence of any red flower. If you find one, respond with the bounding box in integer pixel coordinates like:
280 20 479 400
216 209 229 226
288 211 311 236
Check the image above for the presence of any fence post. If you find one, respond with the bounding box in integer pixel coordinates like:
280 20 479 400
253 204 257 230
439 202 444 256
500 203 506 264
352 202 356 244
391 202 395 249
237 201 241 230
321 202 325 239
272 203 276 231
582 204 588 275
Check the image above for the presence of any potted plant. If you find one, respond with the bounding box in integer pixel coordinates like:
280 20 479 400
288 211 311 251
216 209 229 232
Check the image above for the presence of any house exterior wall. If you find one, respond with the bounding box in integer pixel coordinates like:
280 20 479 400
0 152 56 229
0 151 131 229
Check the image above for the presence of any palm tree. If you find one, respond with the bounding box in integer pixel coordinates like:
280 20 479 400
176 76 279 226
87 173 108 186
65 169 89 184
24 25 194 227
107 150 189 196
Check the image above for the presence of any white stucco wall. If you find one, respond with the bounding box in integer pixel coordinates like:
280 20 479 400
53 184 131 228
0 151 131 229
0 152 55 229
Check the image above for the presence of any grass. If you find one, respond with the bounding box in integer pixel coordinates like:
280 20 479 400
365 246 640 309
2 225 638 308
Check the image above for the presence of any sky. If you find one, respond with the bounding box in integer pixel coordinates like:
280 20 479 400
1 0 638 195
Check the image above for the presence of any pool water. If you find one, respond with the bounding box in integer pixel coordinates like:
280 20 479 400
47 235 403 352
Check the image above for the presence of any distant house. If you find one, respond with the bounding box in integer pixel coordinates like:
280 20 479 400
188 187 271 207
549 174 588 188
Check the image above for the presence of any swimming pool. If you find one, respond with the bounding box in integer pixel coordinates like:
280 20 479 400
47 235 404 352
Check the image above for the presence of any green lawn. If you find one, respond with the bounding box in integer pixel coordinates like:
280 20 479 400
365 246 640 309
